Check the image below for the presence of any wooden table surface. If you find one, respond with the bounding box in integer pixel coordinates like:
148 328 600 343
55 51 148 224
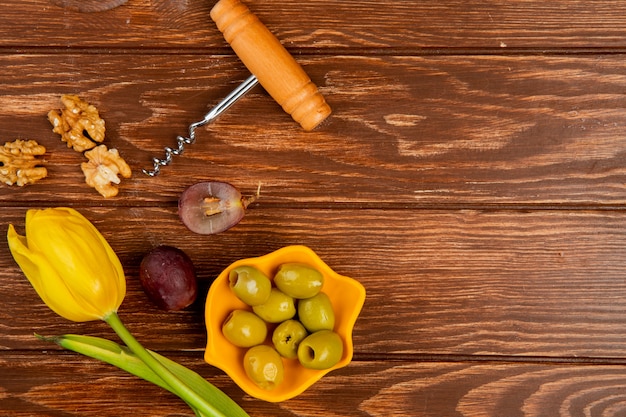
3 0 626 416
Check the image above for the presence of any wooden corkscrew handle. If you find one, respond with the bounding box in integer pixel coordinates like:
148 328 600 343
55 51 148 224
210 0 331 131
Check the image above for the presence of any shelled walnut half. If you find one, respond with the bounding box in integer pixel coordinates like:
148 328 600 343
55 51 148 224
0 139 47 186
81 144 131 198
48 95 105 152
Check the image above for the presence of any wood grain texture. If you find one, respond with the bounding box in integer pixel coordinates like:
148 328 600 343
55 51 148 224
2 0 626 415
4 355 626 417
3 0 626 50
1 54 626 205
2 208 626 358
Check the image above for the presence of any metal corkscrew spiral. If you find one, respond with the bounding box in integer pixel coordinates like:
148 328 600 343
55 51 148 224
142 75 259 177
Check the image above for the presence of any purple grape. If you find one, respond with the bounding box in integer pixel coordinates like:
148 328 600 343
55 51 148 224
178 181 255 234
139 245 198 311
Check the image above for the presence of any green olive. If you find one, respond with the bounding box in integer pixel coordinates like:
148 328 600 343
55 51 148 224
297 330 344 370
274 263 324 299
297 292 335 332
243 345 284 390
252 288 296 323
221 309 267 348
229 265 272 306
272 319 308 359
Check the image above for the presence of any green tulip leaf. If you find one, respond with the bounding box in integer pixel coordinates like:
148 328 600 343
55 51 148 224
37 334 250 417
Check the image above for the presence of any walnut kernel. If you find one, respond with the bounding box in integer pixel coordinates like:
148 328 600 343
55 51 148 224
81 144 131 198
0 139 47 186
48 95 105 152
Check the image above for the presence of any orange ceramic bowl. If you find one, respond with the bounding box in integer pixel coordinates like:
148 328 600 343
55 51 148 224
204 245 366 402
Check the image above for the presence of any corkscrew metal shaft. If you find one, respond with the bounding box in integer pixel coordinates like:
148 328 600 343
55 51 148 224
142 75 259 177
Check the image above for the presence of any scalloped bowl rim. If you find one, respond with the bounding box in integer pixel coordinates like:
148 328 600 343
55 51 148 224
204 245 366 402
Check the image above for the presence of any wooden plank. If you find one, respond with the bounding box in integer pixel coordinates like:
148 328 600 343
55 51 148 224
1 54 626 206
2 207 626 357
3 353 626 416
4 1 626 50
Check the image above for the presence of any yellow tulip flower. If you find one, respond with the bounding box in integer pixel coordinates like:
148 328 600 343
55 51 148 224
7 207 126 322
8 207 249 417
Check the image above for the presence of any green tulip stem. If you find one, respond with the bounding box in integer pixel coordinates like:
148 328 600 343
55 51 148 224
104 311 225 417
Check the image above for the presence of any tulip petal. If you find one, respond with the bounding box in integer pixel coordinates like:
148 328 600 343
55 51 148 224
7 224 101 322
8 208 127 322
50 209 125 304
25 208 125 316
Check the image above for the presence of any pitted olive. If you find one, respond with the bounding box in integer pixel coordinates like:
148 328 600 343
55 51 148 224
298 292 335 332
274 263 324 299
243 345 284 390
297 330 343 370
272 319 308 359
222 309 267 348
252 288 296 323
229 265 272 306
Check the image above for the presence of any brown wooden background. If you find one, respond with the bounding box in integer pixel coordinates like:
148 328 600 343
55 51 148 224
2 0 626 416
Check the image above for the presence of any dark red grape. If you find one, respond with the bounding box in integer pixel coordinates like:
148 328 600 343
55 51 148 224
178 181 255 234
139 245 198 311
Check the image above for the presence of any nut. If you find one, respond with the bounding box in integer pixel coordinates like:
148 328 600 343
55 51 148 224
0 139 47 186
81 144 131 198
48 95 105 152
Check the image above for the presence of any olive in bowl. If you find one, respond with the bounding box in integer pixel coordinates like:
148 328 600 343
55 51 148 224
204 245 366 402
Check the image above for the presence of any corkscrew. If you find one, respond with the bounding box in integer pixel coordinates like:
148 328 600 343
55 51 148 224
143 0 331 176
142 75 258 176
